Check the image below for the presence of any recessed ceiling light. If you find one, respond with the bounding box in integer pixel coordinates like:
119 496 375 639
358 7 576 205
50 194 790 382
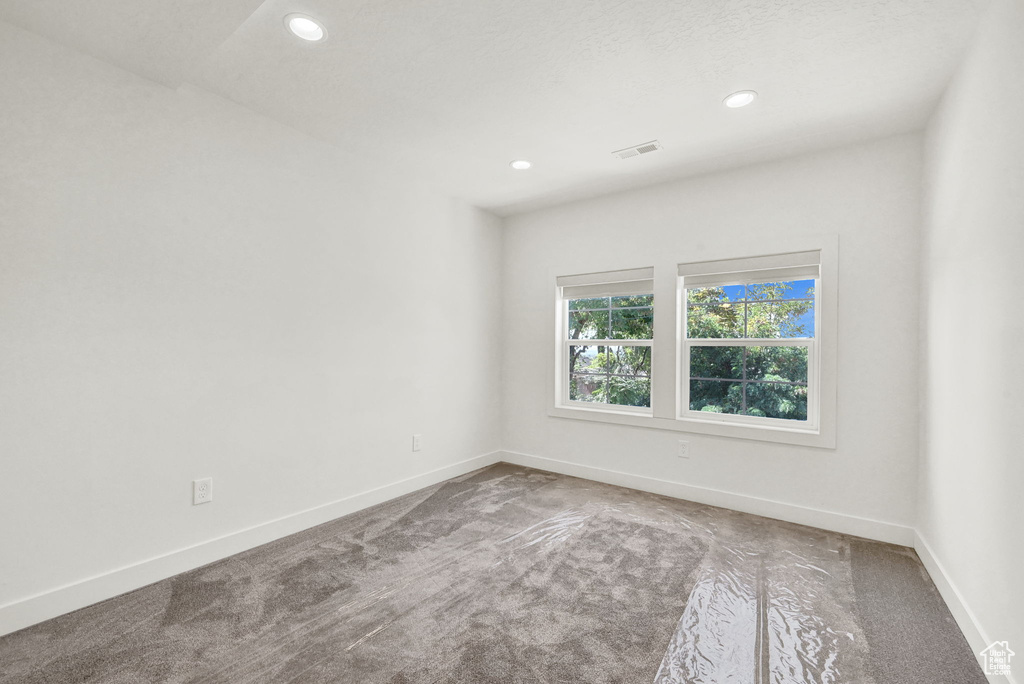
285 13 327 42
724 90 757 108
510 160 532 170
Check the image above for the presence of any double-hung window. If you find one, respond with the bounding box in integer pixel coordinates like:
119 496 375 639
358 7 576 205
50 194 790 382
551 244 835 447
556 268 654 413
679 251 820 430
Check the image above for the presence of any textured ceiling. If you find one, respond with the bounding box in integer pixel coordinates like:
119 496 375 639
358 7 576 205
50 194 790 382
0 0 264 87
0 0 990 214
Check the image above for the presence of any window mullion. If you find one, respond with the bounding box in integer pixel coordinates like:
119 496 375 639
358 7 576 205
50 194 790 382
741 347 748 415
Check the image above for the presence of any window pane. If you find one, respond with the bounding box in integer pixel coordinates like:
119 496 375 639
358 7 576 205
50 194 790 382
604 376 650 408
746 346 808 384
745 280 815 301
687 303 743 338
605 345 651 376
569 310 609 340
746 301 814 338
612 295 653 308
569 297 609 311
721 284 746 301
744 382 808 421
689 346 743 380
568 345 605 374
570 374 606 403
569 369 650 407
688 286 734 304
689 379 743 414
611 307 653 339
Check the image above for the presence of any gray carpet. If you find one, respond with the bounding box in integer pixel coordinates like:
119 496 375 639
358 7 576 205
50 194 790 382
0 464 986 683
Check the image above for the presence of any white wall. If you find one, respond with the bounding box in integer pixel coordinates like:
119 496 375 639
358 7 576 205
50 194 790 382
502 135 923 535
920 0 1024 658
0 21 502 630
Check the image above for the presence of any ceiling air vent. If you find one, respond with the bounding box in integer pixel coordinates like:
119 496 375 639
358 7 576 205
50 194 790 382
612 140 663 160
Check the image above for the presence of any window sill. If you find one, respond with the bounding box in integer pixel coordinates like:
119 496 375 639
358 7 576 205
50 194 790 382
548 406 835 448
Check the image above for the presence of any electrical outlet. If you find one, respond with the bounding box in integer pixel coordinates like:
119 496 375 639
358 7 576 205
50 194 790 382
677 440 690 459
193 477 213 505
412 434 422 452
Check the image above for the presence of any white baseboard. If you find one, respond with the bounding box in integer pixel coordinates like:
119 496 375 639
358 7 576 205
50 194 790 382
0 451 501 638
914 531 1014 684
499 450 915 546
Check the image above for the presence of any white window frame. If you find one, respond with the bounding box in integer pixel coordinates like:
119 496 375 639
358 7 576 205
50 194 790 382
548 236 838 448
678 254 821 432
554 267 655 416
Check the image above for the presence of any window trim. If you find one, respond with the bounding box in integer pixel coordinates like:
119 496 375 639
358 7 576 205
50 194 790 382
548 236 837 449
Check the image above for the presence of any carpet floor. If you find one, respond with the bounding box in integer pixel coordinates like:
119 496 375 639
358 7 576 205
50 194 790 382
0 464 986 683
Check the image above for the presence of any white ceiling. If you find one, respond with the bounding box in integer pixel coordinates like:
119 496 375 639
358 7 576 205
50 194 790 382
0 0 989 215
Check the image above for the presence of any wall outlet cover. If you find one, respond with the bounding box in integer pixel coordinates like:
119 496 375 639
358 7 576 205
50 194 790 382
193 477 213 505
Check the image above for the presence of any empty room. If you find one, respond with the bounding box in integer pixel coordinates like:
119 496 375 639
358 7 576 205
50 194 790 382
1 0 1021 682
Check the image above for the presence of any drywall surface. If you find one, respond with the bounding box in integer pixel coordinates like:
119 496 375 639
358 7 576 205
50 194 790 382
502 135 923 529
921 0 1024 657
0 21 501 618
